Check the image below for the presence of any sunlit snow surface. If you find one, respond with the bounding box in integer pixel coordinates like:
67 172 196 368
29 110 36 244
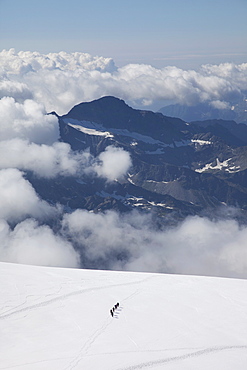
1 262 247 370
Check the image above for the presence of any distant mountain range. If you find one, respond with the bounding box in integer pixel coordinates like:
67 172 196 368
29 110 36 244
29 96 247 224
158 100 247 124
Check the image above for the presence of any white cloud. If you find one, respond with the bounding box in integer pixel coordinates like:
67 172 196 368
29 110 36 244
0 168 56 222
0 49 246 115
0 167 80 268
92 145 132 181
0 97 59 144
0 139 131 180
209 100 231 110
0 139 82 178
62 210 247 278
0 218 80 268
0 49 116 73
0 79 32 102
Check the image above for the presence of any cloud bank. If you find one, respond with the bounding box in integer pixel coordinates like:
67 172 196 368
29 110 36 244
0 169 79 268
0 168 56 223
0 97 59 144
0 218 80 268
1 49 246 115
1 201 247 277
62 209 247 279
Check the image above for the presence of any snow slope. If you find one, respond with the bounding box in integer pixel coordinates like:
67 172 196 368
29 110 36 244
1 262 247 370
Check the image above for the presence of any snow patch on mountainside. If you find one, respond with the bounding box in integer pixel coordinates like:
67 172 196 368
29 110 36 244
195 158 241 173
146 179 170 184
63 118 191 149
68 123 114 138
191 139 212 145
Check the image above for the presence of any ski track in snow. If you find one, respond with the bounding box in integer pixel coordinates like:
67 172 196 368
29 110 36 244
117 345 247 370
0 274 148 370
0 282 64 317
0 276 151 321
63 288 141 370
64 317 112 370
0 269 154 370
0 357 71 370
2 264 247 370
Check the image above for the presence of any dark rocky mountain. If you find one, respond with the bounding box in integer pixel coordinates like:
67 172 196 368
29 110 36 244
158 101 247 124
34 96 247 224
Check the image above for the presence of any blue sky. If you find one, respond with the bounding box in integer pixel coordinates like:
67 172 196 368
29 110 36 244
0 0 247 68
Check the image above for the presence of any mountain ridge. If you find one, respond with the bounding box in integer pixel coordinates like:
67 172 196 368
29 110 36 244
44 96 247 222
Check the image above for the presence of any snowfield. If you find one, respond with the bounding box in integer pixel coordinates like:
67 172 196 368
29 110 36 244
1 262 247 370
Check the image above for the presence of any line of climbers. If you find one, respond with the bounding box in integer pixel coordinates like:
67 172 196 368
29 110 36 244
110 302 120 317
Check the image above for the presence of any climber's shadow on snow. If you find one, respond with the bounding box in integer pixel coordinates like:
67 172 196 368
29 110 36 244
114 305 123 319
